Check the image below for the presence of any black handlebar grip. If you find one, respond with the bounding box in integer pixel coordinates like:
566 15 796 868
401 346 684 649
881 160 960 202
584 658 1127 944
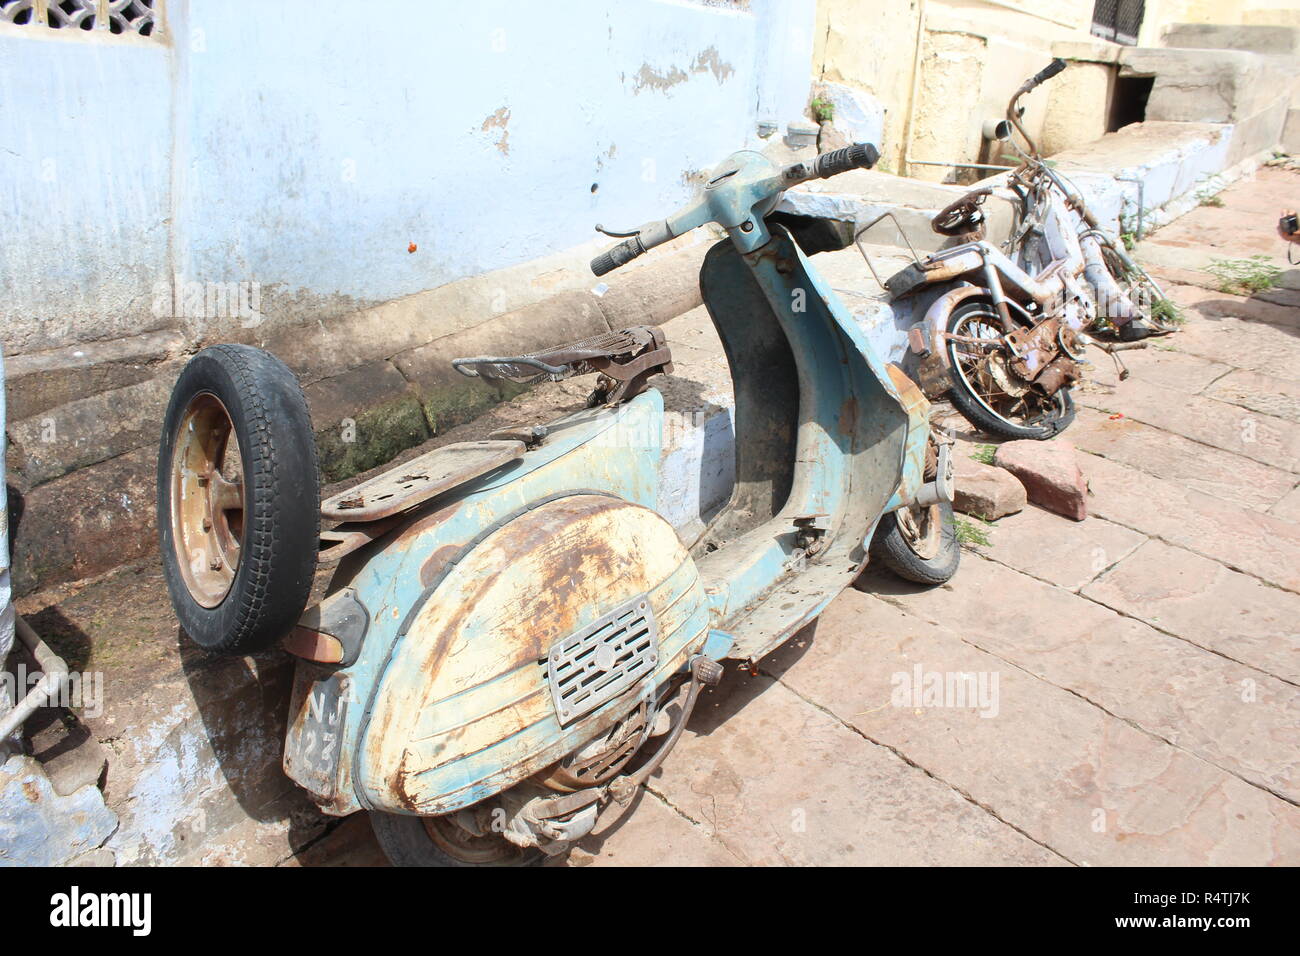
590 236 646 277
813 142 880 179
1029 58 1067 90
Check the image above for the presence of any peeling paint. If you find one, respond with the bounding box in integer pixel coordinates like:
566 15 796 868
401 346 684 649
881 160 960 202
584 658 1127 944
480 106 511 155
632 45 735 93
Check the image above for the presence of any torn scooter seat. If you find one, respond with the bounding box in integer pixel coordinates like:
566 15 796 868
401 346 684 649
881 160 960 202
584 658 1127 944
452 325 673 405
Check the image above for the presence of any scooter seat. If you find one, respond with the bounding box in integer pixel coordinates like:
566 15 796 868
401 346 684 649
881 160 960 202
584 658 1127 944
452 325 673 406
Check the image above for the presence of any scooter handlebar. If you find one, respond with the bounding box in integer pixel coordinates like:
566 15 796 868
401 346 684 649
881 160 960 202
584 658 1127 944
590 142 880 276
591 236 646 277
811 142 880 179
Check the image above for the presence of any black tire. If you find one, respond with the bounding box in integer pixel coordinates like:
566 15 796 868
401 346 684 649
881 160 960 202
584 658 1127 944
871 501 961 586
370 812 545 867
157 344 319 655
945 302 1075 441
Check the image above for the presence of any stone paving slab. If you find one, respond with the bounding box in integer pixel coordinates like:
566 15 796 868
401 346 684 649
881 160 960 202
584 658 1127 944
1077 377 1300 473
1068 408 1296 511
1268 483 1300 523
579 791 741 867
1083 345 1232 394
1080 450 1300 593
1160 313 1300 380
638 674 1064 866
1203 367 1300 424
1082 539 1300 685
964 506 1147 591
862 558 1299 804
1170 282 1300 330
763 590 1300 866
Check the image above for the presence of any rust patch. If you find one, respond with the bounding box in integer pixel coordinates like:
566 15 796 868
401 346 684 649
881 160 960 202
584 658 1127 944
22 780 40 803
420 544 463 588
838 395 859 437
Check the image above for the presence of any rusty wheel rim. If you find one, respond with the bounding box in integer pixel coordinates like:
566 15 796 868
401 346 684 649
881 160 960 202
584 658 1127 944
170 392 246 609
897 503 942 560
950 312 1063 430
422 815 532 865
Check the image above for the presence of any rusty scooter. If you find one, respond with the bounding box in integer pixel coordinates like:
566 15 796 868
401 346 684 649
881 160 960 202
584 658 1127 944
156 141 959 865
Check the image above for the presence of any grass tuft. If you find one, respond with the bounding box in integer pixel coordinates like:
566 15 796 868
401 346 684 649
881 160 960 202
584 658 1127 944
954 516 992 548
1204 256 1283 296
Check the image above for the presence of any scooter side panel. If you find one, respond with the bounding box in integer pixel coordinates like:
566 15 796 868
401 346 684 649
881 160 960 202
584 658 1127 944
358 494 710 815
285 393 691 815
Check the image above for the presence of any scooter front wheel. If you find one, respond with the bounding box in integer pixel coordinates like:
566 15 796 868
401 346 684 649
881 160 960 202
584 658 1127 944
370 812 544 867
871 501 960 586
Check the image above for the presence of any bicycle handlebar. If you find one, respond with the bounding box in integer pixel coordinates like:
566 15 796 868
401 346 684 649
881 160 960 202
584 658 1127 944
1022 58 1066 94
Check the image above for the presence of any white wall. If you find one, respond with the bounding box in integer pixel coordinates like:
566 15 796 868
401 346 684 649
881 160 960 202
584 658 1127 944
0 0 816 355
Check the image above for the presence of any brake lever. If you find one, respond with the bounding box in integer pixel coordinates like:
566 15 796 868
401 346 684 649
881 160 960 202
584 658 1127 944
594 223 640 239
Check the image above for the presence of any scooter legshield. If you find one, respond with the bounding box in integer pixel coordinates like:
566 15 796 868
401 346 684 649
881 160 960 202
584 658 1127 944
356 493 710 816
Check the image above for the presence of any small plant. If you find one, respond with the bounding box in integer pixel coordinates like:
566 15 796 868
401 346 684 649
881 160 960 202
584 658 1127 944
1120 232 1137 252
1203 255 1283 296
1197 191 1225 208
969 444 996 465
810 97 834 123
1150 296 1185 326
954 516 992 548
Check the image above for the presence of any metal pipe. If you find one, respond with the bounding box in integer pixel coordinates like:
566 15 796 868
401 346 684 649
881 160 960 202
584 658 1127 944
0 616 69 742
901 0 928 177
906 160 1015 171
1115 174 1146 239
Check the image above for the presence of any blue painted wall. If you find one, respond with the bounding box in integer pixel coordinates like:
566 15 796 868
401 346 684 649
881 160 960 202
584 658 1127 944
1 0 815 354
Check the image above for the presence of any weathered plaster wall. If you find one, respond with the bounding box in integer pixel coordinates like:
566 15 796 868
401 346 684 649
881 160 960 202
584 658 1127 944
811 0 922 173
1041 59 1116 156
813 0 1093 182
0 25 174 357
1 0 816 356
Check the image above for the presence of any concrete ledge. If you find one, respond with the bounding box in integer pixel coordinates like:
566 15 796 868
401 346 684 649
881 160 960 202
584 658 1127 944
1049 121 1273 237
4 330 184 423
778 168 1016 251
1162 23 1300 57
6 241 707 595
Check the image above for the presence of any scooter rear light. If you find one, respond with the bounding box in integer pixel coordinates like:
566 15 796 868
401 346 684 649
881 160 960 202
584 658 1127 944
283 627 345 664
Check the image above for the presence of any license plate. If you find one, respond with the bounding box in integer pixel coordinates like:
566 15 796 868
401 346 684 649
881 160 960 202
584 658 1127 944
283 666 351 801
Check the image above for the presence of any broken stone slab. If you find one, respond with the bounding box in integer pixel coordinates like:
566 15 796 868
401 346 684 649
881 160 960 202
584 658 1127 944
811 81 885 152
0 755 118 866
9 444 157 596
994 439 1088 521
594 244 709 332
6 374 177 491
302 359 431 485
3 329 186 422
953 456 1026 521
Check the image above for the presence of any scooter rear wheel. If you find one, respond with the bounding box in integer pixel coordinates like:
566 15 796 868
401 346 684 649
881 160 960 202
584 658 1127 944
370 812 544 867
157 344 320 655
